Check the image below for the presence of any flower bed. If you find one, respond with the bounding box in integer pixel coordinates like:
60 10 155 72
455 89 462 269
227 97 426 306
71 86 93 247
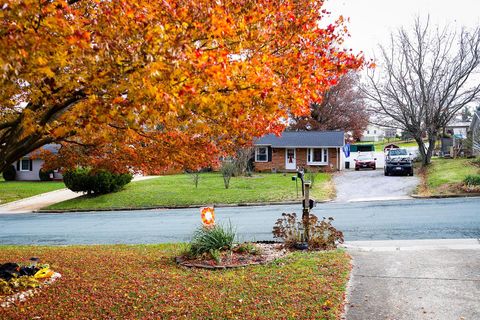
176 243 287 269
0 260 60 308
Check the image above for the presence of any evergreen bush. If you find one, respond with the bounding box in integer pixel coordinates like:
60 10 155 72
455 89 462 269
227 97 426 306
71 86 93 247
63 168 132 195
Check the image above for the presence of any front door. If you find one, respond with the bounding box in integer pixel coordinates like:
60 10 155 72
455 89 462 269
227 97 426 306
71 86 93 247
285 148 296 170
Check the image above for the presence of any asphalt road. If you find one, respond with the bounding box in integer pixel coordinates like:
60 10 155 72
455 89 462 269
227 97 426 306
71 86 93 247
334 169 420 202
0 197 478 245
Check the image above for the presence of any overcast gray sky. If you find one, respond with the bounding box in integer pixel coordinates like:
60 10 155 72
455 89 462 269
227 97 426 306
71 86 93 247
323 0 480 57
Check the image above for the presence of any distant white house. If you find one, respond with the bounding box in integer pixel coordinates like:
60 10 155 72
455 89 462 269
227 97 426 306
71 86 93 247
12 144 63 181
446 121 470 139
360 125 385 142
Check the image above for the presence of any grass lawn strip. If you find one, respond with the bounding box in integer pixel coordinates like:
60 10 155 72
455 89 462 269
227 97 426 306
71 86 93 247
0 178 65 205
0 245 350 320
355 139 421 150
417 158 479 196
46 173 333 211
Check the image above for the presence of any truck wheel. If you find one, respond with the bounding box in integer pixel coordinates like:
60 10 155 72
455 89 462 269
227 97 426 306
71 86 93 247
384 169 389 176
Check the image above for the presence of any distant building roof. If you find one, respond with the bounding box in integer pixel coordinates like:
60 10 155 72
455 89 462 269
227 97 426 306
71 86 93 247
26 144 61 158
384 143 400 152
255 131 344 147
446 121 471 128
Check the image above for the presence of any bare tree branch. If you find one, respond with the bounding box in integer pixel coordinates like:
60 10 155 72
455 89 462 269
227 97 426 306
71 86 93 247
363 17 480 166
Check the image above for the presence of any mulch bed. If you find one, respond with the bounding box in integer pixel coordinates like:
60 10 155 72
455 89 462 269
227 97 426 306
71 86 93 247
176 243 288 269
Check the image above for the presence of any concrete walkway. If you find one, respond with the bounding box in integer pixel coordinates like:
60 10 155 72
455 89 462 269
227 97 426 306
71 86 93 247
343 239 480 320
0 175 158 214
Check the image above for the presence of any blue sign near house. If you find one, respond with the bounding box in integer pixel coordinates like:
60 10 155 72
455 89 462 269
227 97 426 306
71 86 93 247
343 143 351 158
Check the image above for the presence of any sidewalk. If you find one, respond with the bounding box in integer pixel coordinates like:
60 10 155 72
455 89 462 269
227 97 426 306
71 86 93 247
0 175 158 214
343 239 480 320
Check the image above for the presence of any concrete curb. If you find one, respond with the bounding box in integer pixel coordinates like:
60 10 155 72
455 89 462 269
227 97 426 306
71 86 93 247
342 238 480 252
411 193 480 199
35 199 333 213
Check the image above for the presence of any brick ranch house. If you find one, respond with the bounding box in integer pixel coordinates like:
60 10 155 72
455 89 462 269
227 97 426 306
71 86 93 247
253 131 345 172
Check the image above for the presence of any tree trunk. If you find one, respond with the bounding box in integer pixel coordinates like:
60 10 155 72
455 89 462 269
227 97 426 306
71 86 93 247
416 135 436 166
425 136 437 165
415 136 428 166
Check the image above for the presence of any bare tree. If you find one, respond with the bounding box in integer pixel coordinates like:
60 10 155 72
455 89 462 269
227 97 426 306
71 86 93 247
364 17 480 166
290 72 369 140
232 147 254 176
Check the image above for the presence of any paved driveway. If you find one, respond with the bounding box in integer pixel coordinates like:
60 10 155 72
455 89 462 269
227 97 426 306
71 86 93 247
345 240 480 320
334 169 420 202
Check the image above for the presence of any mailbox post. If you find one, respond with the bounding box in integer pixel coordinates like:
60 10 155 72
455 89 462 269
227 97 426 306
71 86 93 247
293 168 315 243
302 181 311 242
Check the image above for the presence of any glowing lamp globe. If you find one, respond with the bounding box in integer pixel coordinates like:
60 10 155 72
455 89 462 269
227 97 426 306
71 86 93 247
201 207 215 226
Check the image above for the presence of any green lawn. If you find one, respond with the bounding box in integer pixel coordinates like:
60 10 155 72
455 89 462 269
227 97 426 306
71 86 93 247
46 173 333 211
423 158 480 195
0 178 65 205
355 139 420 151
0 245 350 320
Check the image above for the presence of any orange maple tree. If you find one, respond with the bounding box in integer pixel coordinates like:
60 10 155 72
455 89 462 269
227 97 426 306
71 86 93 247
0 0 364 174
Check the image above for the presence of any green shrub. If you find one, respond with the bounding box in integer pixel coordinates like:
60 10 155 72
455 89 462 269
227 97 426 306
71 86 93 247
63 168 132 195
39 169 54 181
189 223 236 257
464 174 480 186
2 165 16 181
233 242 261 255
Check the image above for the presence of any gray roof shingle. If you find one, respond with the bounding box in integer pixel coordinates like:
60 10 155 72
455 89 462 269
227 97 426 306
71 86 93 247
255 131 344 147
26 144 61 158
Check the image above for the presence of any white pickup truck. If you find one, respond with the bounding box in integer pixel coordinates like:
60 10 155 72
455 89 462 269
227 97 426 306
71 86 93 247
384 148 414 176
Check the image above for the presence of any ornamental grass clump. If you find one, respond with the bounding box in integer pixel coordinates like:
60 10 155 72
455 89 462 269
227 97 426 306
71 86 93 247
189 223 236 257
464 174 480 186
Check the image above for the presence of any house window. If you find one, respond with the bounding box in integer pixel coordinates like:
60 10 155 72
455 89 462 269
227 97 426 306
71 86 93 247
374 130 377 134
307 148 328 165
255 147 268 162
20 159 31 171
367 130 370 134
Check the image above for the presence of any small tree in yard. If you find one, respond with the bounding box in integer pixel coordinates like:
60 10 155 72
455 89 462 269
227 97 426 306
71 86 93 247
364 17 480 166
185 169 201 188
221 161 235 189
190 171 200 188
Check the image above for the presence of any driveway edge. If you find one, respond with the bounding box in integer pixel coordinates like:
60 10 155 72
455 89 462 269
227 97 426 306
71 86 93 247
35 199 333 213
0 188 70 209
411 193 480 199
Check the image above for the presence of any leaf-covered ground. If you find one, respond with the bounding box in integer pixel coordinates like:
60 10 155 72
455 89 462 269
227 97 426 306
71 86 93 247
0 245 350 319
46 173 334 211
